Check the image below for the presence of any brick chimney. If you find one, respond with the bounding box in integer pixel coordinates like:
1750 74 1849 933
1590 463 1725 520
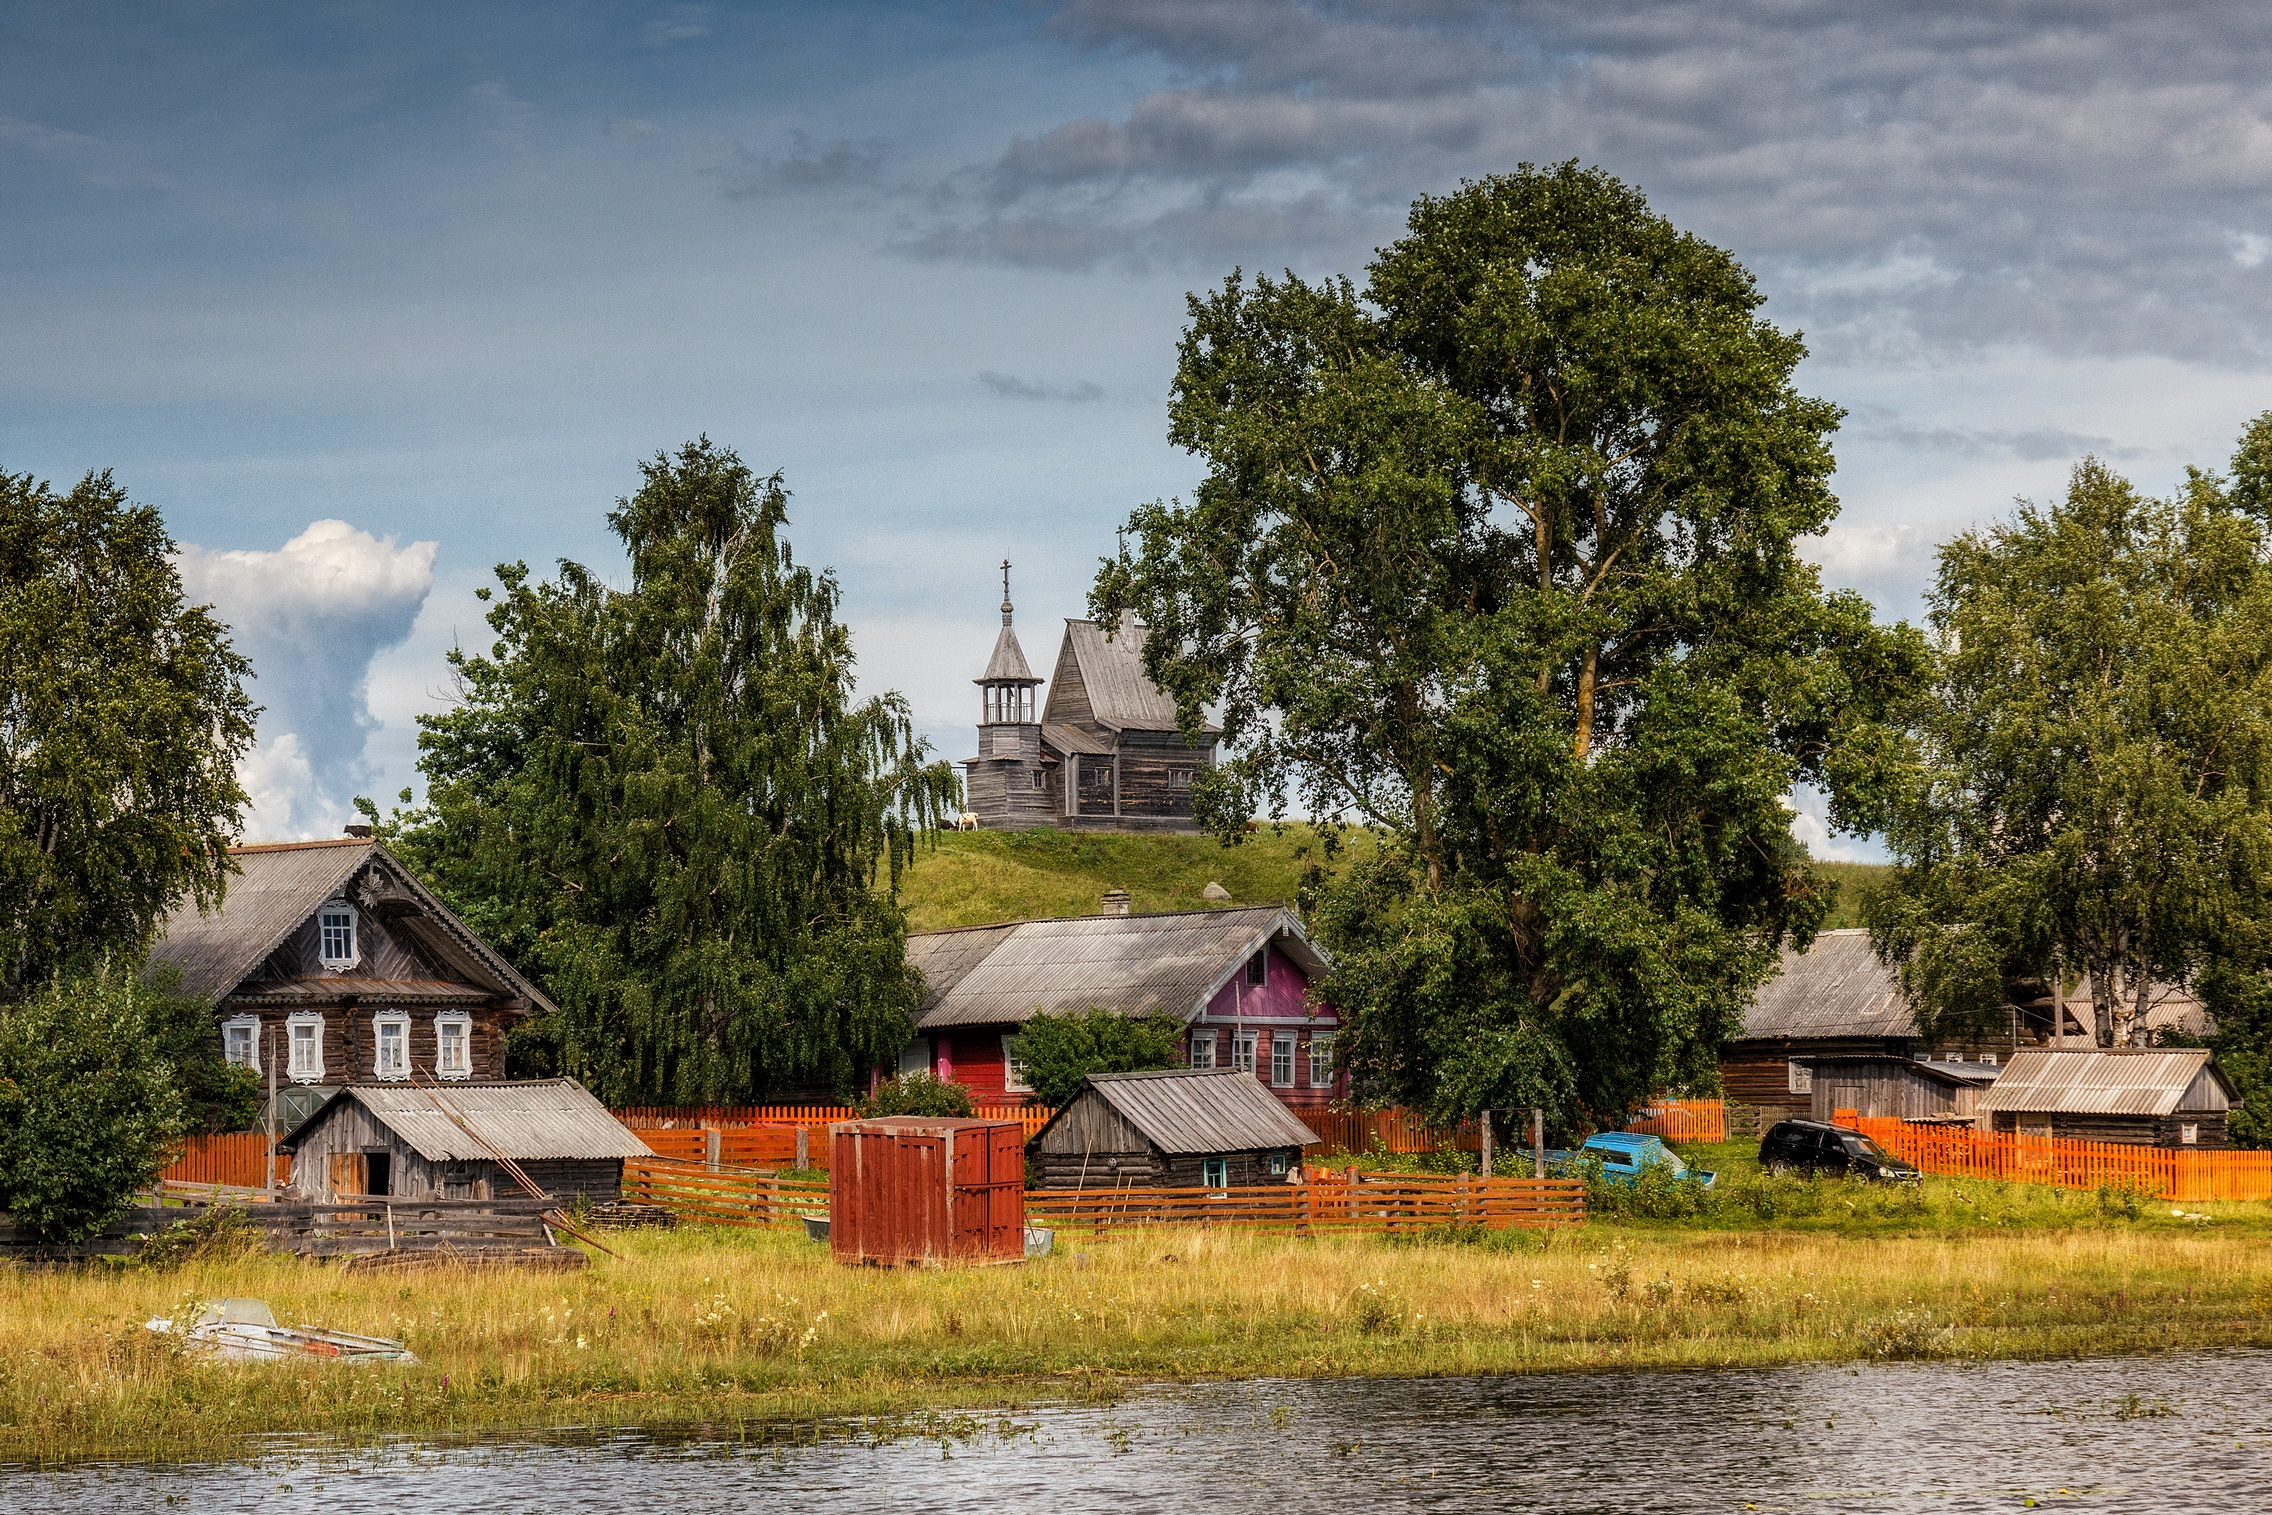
1100 888 1131 916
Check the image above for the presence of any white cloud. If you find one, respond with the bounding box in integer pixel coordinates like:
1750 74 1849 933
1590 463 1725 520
1786 784 1887 864
176 520 437 842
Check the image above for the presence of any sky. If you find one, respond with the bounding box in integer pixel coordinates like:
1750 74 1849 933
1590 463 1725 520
8 2 2272 857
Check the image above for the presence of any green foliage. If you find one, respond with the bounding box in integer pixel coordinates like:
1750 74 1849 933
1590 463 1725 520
1011 1006 1185 1107
393 440 962 1103
0 470 254 996
857 1071 976 1118
143 968 260 1133
1868 426 2272 1048
2197 957 2272 1148
1095 164 1923 1133
135 1204 260 1270
0 966 188 1243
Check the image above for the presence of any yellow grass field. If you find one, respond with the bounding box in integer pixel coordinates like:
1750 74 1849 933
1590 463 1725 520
7 1215 2269 1466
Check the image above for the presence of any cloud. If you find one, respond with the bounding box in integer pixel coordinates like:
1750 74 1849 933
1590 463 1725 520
1786 784 1887 864
978 370 1105 401
0 111 172 189
717 131 890 198
643 9 712 48
1869 424 2118 464
175 520 437 841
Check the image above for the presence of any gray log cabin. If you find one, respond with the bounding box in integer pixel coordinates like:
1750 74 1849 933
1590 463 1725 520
1028 1068 1322 1189
275 1079 648 1201
962 566 1217 832
146 836 555 1129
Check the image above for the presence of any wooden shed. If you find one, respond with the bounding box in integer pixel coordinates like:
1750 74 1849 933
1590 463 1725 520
276 1079 651 1201
1028 1068 1321 1189
829 1117 1027 1266
1977 1049 2241 1148
1805 1056 2001 1124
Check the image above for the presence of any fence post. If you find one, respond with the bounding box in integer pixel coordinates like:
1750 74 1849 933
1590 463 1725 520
796 1125 809 1170
1532 1107 1545 1179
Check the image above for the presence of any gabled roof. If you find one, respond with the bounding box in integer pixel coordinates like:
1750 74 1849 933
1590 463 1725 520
1062 617 1216 734
908 905 1326 1029
1739 930 1916 1041
277 1079 651 1162
1038 1068 1320 1155
1978 1049 2237 1117
1798 1053 2002 1088
147 838 555 1017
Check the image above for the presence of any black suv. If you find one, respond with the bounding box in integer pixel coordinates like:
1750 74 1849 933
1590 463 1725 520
1759 1119 1922 1182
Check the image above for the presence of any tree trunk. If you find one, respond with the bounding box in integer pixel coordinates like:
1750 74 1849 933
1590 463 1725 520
1572 644 1599 761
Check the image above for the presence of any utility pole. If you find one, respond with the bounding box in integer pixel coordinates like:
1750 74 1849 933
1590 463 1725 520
265 1024 278 1192
1479 1109 1493 1177
1532 1107 1545 1179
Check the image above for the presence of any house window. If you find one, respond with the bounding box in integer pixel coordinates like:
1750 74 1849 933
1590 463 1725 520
1233 1031 1257 1073
898 1039 931 1077
317 902 358 970
1189 1031 1216 1069
287 1013 325 1083
1267 1153 1287 1176
1271 1034 1295 1088
223 1015 261 1073
1002 1034 1032 1094
1031 767 1046 791
373 1012 410 1080
1245 950 1267 987
1978 1052 1997 1066
2181 1123 2200 1145
435 1013 473 1078
1202 1157 1227 1189
1308 1034 1333 1088
1787 1060 1813 1095
1168 765 1194 789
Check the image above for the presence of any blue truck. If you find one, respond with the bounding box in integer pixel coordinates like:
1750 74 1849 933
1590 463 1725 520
1547 1132 1717 1188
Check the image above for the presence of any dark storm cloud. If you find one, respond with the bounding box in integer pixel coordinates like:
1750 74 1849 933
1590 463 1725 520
908 1 2272 363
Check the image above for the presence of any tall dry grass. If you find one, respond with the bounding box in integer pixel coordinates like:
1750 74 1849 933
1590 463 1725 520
5 1221 2269 1465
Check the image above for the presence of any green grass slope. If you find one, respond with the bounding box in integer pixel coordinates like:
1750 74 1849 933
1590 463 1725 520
1812 860 1893 928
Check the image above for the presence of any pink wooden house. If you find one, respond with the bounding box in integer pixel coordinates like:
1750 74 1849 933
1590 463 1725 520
900 899 1339 1109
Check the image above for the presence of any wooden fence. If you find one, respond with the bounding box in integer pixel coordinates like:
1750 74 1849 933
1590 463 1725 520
1848 1117 2272 1202
613 1105 1056 1149
620 1156 831 1228
159 1133 291 1189
1625 1099 1726 1143
1026 1174 1584 1234
1296 1108 1464 1155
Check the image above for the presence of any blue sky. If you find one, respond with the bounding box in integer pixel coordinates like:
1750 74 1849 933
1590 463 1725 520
8 2 2272 856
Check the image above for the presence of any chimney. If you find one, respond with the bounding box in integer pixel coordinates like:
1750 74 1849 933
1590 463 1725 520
343 824 374 839
1100 888 1131 916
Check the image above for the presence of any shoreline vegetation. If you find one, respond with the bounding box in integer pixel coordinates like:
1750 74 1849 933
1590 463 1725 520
8 1171 2271 1468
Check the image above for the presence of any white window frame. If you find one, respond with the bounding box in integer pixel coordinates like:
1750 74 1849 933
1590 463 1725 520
1270 1033 1295 1088
1233 1031 1257 1074
1308 1034 1333 1088
1002 1034 1032 1094
372 1010 411 1080
317 901 359 970
1189 1030 1216 1069
286 1012 326 1083
435 1012 474 1079
222 1014 262 1074
2181 1123 2200 1145
1787 1059 1813 1095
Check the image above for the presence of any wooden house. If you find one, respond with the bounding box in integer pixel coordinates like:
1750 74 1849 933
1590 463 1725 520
1720 931 1924 1126
961 570 1216 832
1801 1055 2000 1124
901 900 1338 1109
146 835 555 1130
275 1078 650 1201
1027 1068 1321 1188
1977 1049 2241 1148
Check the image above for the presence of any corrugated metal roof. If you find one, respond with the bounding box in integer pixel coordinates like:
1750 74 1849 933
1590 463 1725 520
1978 1049 2233 1117
1739 930 1917 1041
910 906 1326 1029
282 1079 652 1161
1077 1068 1320 1154
978 619 1039 683
147 839 556 1017
1063 618 1217 734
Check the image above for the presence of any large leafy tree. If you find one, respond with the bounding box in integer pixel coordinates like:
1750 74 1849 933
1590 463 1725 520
402 440 960 1103
1868 426 2272 1049
1094 164 1921 1131
0 470 254 996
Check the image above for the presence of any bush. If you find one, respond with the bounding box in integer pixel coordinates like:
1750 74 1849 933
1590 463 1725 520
0 966 188 1242
1013 1007 1184 1107
135 1205 260 1270
858 1071 976 1118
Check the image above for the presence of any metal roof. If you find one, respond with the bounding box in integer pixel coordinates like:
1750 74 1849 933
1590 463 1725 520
1739 930 1916 1041
908 906 1327 1029
1062 618 1217 734
278 1079 652 1162
978 618 1039 683
1052 1068 1321 1155
146 839 555 1017
1797 1054 2002 1088
1978 1049 2235 1117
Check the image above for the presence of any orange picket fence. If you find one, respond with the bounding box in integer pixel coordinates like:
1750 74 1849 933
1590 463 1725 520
1847 1117 2272 1202
1296 1107 1464 1155
1026 1173 1584 1234
159 1133 291 1189
1626 1099 1727 1143
612 1105 1055 1147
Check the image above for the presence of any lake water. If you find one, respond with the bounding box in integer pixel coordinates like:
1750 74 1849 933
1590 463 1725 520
9 1350 2271 1513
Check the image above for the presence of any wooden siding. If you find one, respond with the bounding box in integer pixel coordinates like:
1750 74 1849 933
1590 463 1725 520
255 908 444 984
1721 1037 1920 1119
1043 636 1097 733
228 1006 508 1087
287 1098 623 1199
1988 1110 2232 1149
1030 1147 1300 1189
1033 1091 1149 1156
1807 1060 1982 1122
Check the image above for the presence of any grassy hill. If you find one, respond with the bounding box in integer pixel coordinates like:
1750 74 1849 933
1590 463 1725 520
898 826 1894 934
1812 860 1893 928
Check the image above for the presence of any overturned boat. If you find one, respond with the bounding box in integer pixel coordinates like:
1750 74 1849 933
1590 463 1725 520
147 1297 418 1364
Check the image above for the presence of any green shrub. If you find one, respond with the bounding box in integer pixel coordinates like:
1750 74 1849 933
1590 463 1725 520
1012 1007 1184 1107
858 1072 976 1118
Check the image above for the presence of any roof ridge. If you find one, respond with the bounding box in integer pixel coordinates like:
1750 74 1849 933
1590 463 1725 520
908 903 1292 937
229 838 374 854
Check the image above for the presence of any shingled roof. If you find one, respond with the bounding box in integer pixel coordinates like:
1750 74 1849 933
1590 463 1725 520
907 905 1326 1029
1040 1068 1321 1155
278 1079 651 1162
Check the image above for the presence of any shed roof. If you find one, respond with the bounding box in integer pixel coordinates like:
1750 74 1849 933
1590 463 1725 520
1040 720 1113 757
1978 1049 2236 1117
1062 617 1217 734
278 1079 651 1162
908 906 1326 1029
1042 1068 1320 1155
1739 930 1916 1041
147 839 554 1016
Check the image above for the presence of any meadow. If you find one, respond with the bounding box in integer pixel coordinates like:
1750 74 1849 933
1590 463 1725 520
7 1197 2270 1467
